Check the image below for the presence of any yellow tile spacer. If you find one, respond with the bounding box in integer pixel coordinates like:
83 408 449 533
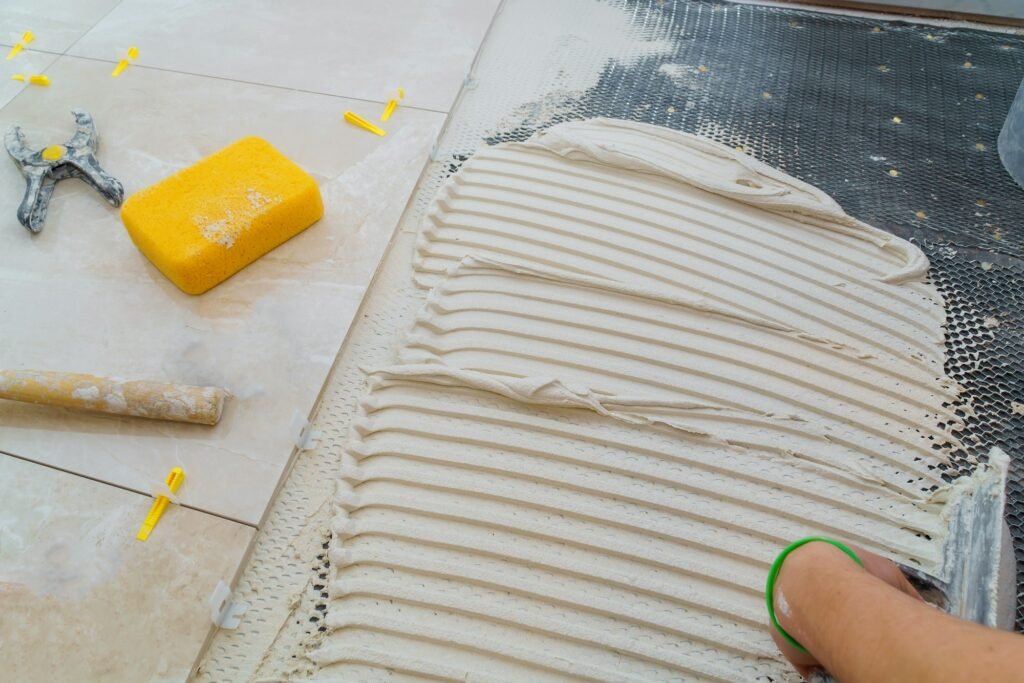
112 46 140 77
13 74 49 85
5 31 35 60
137 467 185 541
344 111 386 136
380 88 405 121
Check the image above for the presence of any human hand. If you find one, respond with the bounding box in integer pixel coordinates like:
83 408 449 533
769 541 924 678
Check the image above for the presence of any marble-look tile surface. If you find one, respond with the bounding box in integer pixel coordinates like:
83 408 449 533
0 0 123 54
0 49 60 110
0 55 444 525
0 454 254 682
69 0 501 112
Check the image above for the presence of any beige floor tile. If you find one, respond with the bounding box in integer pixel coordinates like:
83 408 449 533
0 0 123 54
0 453 255 683
0 55 445 525
68 0 501 112
0 49 60 110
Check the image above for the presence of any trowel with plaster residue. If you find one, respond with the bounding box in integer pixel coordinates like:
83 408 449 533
811 448 1016 683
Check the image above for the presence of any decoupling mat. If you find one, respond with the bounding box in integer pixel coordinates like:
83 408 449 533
197 0 1024 680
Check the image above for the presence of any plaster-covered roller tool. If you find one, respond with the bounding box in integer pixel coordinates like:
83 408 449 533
0 370 228 425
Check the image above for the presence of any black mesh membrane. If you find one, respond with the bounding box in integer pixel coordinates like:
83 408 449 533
483 0 1024 628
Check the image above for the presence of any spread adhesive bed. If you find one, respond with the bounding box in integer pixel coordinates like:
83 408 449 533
316 119 972 681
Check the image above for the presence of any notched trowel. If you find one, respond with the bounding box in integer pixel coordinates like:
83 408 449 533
812 447 1016 682
899 448 1016 628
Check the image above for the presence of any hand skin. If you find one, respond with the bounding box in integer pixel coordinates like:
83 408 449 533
770 541 1024 682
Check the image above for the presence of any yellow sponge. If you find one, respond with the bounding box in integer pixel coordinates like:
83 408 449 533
121 137 323 295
